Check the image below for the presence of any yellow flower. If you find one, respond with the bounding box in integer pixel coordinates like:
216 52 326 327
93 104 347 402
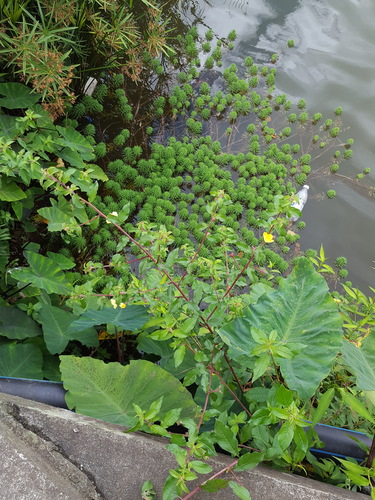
106 211 118 224
119 303 126 309
263 232 274 243
110 298 118 309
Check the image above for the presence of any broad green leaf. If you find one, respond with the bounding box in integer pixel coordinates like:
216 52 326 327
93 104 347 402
252 353 269 382
0 115 18 138
342 471 369 487
0 177 27 201
311 388 335 425
46 252 75 270
200 479 229 493
10 251 72 294
364 391 375 406
161 408 181 428
235 452 264 472
38 205 79 232
293 425 309 453
276 385 293 407
0 343 43 378
340 389 375 423
86 164 108 181
341 336 375 391
39 304 98 354
137 334 195 379
55 126 94 161
58 147 85 168
0 83 40 109
277 421 295 450
248 283 274 304
162 475 178 500
166 444 187 468
69 305 149 331
0 306 41 339
229 481 252 500
174 344 185 368
219 259 343 398
214 420 239 455
190 461 213 474
11 200 23 219
60 357 199 426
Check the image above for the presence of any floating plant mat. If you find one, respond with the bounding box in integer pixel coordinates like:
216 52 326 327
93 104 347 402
66 31 359 289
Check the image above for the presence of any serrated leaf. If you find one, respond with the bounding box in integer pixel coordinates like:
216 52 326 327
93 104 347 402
235 452 263 472
162 475 178 500
214 420 239 455
174 344 186 368
190 461 213 474
276 385 293 407
86 164 108 181
161 408 181 427
293 425 309 453
166 444 187 467
277 421 294 450
229 481 252 500
200 478 229 493
60 357 199 426
252 353 270 382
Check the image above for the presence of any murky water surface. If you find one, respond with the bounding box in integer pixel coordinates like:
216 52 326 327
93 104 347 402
179 0 375 291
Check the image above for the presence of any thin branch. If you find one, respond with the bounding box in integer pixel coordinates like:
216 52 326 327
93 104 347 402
181 460 238 499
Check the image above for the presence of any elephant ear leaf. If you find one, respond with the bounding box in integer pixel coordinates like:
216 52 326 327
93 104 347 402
0 83 40 109
0 344 43 379
60 356 199 427
9 251 72 295
219 258 343 398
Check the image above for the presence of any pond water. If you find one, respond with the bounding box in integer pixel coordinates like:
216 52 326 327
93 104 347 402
178 0 375 292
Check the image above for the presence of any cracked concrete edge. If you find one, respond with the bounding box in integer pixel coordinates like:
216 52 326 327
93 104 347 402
0 393 368 500
0 396 102 500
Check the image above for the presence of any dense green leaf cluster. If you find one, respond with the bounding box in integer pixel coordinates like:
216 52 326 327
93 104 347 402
0 22 374 499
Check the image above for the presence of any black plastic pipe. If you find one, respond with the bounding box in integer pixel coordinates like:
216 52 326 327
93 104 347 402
311 422 372 462
0 377 372 461
0 376 68 409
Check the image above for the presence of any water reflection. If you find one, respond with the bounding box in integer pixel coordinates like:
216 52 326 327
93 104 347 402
180 0 375 291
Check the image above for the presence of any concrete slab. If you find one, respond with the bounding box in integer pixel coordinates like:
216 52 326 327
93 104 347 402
0 393 368 500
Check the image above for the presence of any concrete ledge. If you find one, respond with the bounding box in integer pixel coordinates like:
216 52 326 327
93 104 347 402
0 393 367 500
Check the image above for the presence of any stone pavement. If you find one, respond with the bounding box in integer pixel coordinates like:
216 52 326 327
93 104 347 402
0 393 368 500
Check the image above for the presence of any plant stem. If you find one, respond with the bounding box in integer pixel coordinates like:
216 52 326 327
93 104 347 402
224 352 244 393
178 214 217 284
181 460 238 499
45 173 191 302
213 368 252 418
